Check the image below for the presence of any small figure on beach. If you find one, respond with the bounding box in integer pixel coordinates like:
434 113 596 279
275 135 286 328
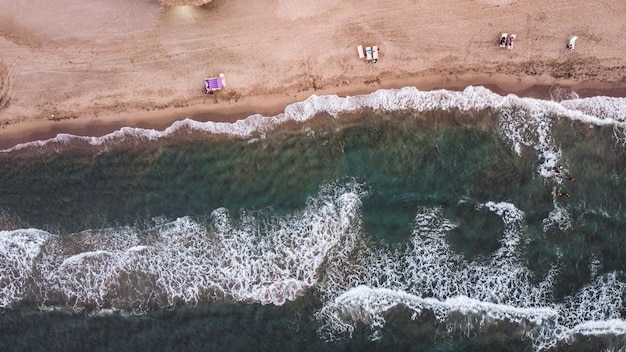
567 36 578 50
499 33 508 47
507 34 516 49
553 165 564 174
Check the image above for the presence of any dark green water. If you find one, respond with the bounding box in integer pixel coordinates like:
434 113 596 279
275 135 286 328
0 105 625 351
0 109 537 240
0 301 536 352
1 300 622 352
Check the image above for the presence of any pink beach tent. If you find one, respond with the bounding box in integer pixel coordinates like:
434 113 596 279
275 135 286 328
204 73 226 93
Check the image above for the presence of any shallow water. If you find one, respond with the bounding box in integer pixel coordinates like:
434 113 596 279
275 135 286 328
0 86 625 351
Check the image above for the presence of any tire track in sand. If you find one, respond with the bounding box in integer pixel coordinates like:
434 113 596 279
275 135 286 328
0 55 32 111
0 62 9 110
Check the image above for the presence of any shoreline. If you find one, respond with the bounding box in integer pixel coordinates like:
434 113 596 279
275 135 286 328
1 72 625 150
3 0 626 150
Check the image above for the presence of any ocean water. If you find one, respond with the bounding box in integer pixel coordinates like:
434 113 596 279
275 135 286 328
0 86 625 351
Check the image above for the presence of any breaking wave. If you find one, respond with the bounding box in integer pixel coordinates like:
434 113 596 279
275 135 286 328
3 86 626 154
1 86 626 350
1 184 624 350
316 205 626 351
0 183 363 311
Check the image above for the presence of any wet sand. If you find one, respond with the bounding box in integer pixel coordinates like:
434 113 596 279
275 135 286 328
1 0 625 149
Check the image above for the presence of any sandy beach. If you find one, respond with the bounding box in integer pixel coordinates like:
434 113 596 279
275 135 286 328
1 0 625 148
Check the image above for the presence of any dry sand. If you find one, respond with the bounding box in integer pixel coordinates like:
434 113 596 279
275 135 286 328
0 0 625 148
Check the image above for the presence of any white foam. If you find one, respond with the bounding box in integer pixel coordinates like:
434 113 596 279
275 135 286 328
315 204 625 351
571 319 626 336
0 183 364 310
127 245 148 252
316 286 558 338
319 283 626 351
543 205 573 232
0 229 51 307
318 204 557 312
480 201 525 255
481 201 525 224
561 96 626 123
3 86 625 154
561 272 626 326
496 103 563 182
0 186 624 350
59 250 112 267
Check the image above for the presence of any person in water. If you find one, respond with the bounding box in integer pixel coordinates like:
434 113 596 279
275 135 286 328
552 165 576 182
556 191 571 198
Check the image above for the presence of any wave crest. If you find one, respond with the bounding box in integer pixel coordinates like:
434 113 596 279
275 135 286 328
4 86 625 154
0 183 363 310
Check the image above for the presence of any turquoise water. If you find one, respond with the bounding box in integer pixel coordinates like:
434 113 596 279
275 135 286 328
0 87 625 351
0 109 533 240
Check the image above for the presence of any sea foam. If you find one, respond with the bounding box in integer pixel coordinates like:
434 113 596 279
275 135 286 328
1 87 625 350
315 204 625 351
0 186 624 351
0 183 363 311
4 86 625 154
